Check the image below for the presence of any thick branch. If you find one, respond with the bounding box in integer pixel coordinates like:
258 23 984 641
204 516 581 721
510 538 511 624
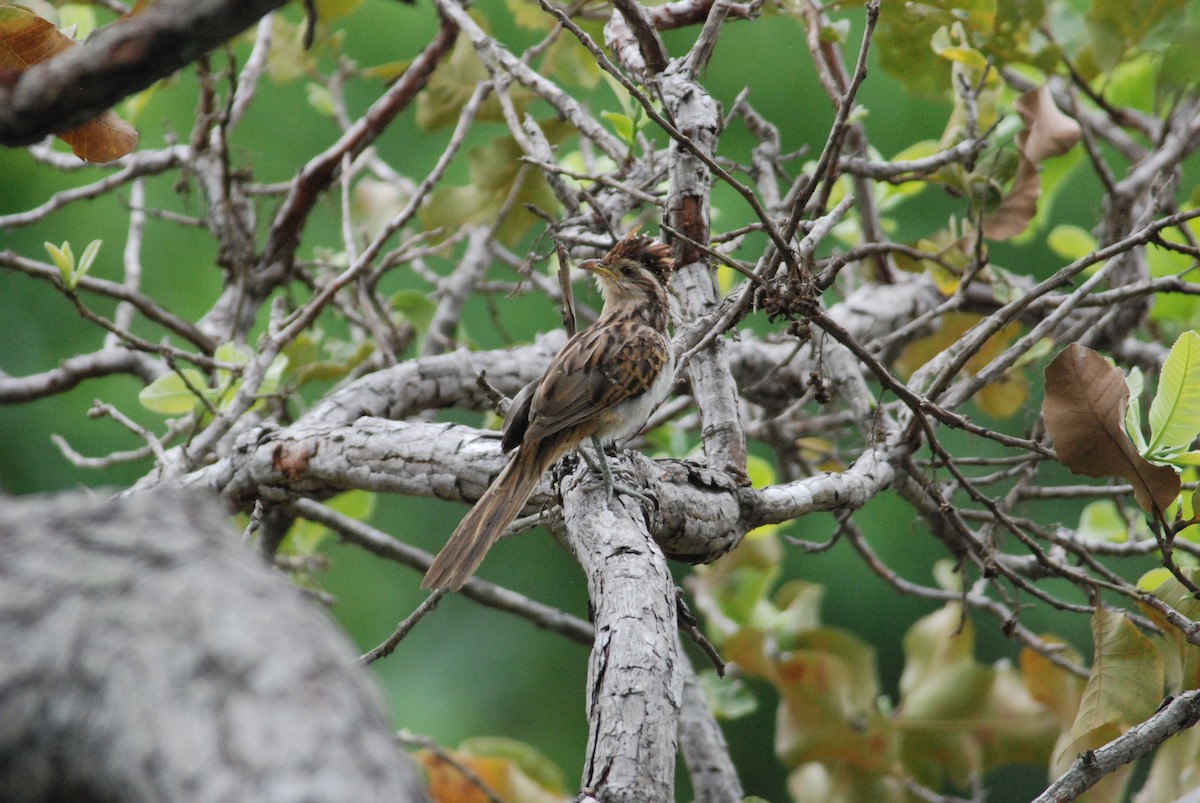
677 655 744 802
659 26 749 484
0 0 289 146
562 462 682 803
0 488 426 802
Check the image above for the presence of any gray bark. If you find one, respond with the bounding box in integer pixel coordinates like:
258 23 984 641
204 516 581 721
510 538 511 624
0 488 426 803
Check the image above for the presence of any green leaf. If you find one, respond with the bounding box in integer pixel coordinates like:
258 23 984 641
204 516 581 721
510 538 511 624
138 369 209 414
1156 448 1200 466
1087 0 1190 71
306 82 335 117
213 342 251 364
58 4 97 39
458 736 568 794
1126 366 1147 452
283 490 374 555
506 0 550 30
260 354 290 398
266 15 316 83
1137 567 1174 592
1054 608 1163 770
213 341 250 391
1147 331 1200 456
538 30 602 88
819 17 850 43
315 0 363 19
600 111 634 145
390 290 438 342
697 669 758 720
44 241 74 285
1139 569 1200 693
75 239 102 282
420 123 568 244
1047 225 1096 261
1077 500 1150 543
416 34 531 129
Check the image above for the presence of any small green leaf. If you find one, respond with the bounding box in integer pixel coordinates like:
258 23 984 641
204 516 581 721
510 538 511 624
58 4 97 39
361 58 412 82
314 0 362 19
75 239 102 281
1147 331 1200 456
819 18 850 43
1077 500 1150 543
213 342 250 390
697 669 758 720
1153 448 1200 467
283 489 374 555
1126 366 1147 453
213 342 251 364
600 111 634 145
1047 225 1096 261
138 369 209 414
390 290 437 334
506 0 550 29
44 241 74 285
744 454 777 489
306 82 335 117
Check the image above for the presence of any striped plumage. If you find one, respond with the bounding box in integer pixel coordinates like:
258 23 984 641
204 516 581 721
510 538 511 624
422 233 674 591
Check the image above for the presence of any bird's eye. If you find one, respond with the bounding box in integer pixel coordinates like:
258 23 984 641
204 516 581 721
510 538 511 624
621 265 634 276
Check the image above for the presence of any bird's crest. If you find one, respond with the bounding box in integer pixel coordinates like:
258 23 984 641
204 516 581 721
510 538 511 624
605 228 673 283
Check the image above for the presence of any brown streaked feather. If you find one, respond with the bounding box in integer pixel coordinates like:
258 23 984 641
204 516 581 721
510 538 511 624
500 378 537 453
522 319 670 444
421 440 558 591
423 231 675 592
604 232 674 283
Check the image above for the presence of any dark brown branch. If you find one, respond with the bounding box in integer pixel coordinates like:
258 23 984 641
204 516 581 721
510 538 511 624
257 16 459 277
0 0 289 146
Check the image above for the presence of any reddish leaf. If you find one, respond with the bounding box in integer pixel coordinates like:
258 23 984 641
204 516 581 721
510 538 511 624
1043 344 1179 516
0 6 138 162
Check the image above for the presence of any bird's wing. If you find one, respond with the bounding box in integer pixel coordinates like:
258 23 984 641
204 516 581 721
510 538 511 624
500 377 537 453
522 319 668 443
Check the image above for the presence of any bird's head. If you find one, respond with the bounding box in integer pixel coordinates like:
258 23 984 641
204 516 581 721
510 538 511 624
579 230 673 308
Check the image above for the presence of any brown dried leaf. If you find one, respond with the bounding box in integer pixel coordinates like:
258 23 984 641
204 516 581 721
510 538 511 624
59 110 139 162
0 6 75 69
983 84 1081 240
0 5 137 162
1017 83 1082 163
1043 344 1179 516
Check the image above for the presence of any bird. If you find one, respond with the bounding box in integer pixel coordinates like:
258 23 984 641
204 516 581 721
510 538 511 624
421 231 676 592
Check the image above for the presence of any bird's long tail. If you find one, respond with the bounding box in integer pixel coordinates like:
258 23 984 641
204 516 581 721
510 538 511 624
422 442 559 591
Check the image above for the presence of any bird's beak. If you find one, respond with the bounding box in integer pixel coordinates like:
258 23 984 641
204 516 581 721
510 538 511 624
578 258 613 279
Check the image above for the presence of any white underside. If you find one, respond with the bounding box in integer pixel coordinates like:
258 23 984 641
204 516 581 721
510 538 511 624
599 348 676 446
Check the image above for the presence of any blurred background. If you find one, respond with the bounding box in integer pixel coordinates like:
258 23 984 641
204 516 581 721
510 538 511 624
0 1 1120 799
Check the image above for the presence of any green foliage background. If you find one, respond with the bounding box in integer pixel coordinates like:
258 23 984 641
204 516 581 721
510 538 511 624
0 0 1165 799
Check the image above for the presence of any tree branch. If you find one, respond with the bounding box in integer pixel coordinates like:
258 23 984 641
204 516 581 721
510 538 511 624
0 0 289 146
0 488 427 802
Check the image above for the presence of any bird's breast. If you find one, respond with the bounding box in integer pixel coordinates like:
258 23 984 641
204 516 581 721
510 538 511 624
597 343 675 445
